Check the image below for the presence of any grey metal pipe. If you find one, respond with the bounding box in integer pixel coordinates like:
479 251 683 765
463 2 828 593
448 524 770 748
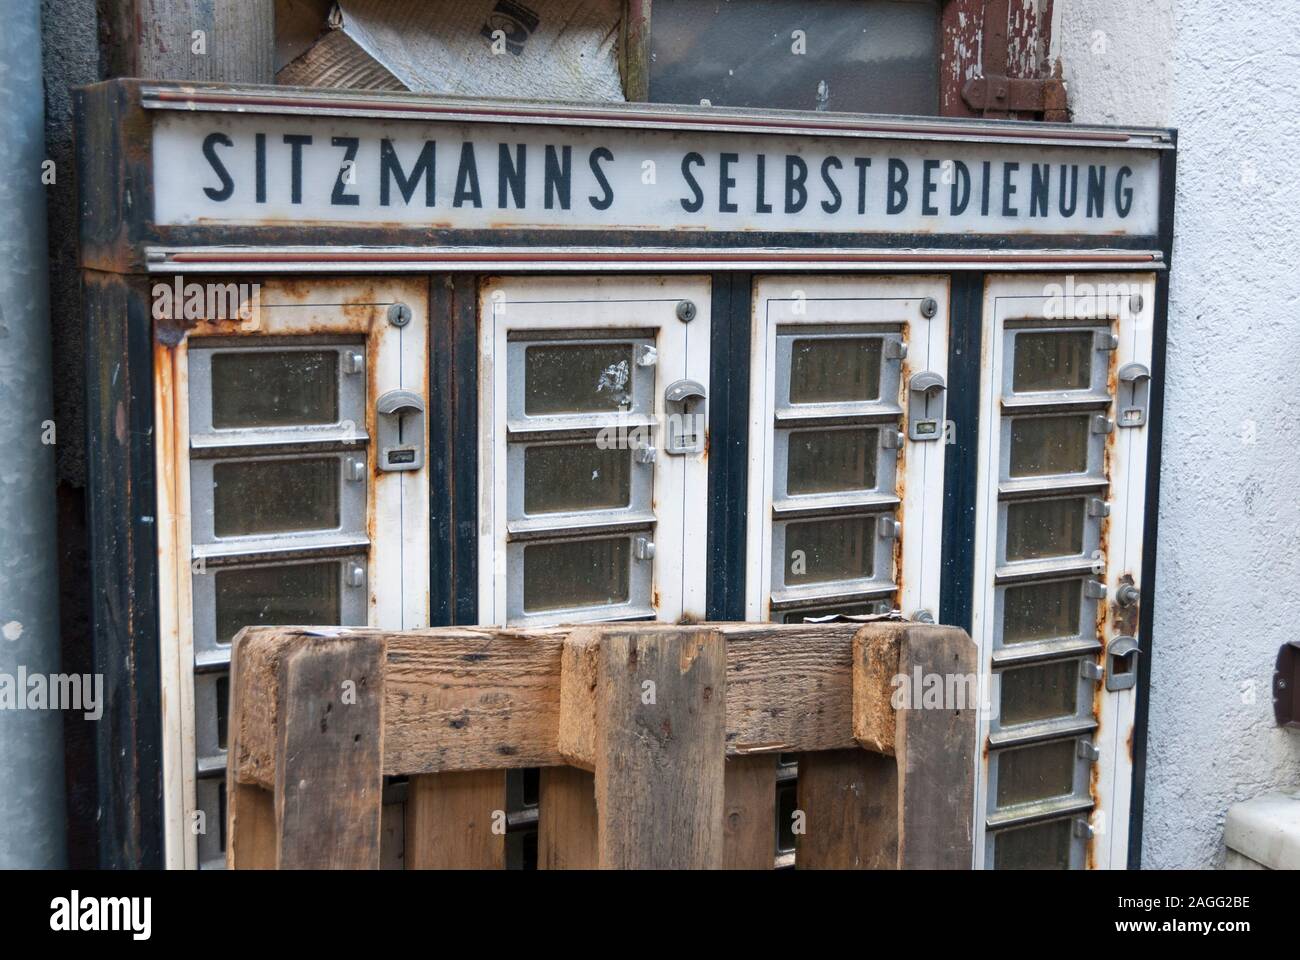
0 0 68 867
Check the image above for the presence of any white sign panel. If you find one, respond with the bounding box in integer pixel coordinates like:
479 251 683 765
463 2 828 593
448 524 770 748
152 112 1161 237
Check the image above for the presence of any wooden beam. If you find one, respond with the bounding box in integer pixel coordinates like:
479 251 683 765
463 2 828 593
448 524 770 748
272 631 386 869
405 772 508 869
723 755 776 869
561 625 727 868
101 0 275 83
795 749 898 869
537 766 598 870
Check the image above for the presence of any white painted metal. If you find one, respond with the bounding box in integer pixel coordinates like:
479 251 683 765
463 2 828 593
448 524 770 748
746 276 949 623
477 275 711 626
154 279 430 869
972 273 1155 870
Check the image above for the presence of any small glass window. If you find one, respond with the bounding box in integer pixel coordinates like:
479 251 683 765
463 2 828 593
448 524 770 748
1012 332 1093 393
524 343 635 415
789 337 883 405
523 537 631 613
1005 498 1086 562
787 427 878 495
992 818 1073 870
1009 415 1090 477
523 443 632 515
214 560 342 645
784 516 875 585
211 350 339 428
996 739 1077 808
999 660 1079 726
1002 579 1082 644
213 457 341 537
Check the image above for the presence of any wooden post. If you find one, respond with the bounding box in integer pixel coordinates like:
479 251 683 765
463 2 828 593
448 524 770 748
723 755 776 869
850 623 979 869
226 627 387 869
406 772 508 869
101 0 275 83
537 766 598 869
559 625 727 869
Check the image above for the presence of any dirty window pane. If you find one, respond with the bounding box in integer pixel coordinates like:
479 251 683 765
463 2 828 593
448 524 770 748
525 344 634 414
787 428 878 494
214 561 341 645
781 601 885 623
789 338 882 404
993 818 1072 870
649 0 940 115
215 675 229 750
784 516 875 585
213 457 340 537
996 739 1076 807
999 659 1079 726
1012 332 1093 393
1002 579 1081 644
524 443 632 514
211 351 339 428
523 537 630 612
1009 415 1090 477
1005 498 1085 562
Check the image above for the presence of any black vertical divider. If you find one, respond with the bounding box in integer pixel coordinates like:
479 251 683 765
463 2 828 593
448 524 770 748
451 275 480 626
428 275 455 627
706 272 752 621
939 273 985 633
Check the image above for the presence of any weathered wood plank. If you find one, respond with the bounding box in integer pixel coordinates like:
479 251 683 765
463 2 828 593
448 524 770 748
723 755 776 870
537 766 598 870
795 749 898 869
226 782 276 870
273 632 386 869
716 622 861 756
385 627 567 774
405 771 508 869
564 625 727 869
887 625 979 869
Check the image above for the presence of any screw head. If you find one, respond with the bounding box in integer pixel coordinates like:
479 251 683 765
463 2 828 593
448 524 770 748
676 299 697 323
920 297 938 319
387 302 412 327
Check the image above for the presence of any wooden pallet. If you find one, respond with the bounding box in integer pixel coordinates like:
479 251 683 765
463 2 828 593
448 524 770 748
225 621 978 869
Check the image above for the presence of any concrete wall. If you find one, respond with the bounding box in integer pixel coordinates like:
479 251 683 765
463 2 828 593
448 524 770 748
1056 0 1300 867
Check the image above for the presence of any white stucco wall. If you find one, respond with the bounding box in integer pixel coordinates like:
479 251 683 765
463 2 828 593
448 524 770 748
1054 0 1300 867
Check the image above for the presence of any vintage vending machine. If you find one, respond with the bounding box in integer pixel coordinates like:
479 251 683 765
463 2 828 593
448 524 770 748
76 79 1175 869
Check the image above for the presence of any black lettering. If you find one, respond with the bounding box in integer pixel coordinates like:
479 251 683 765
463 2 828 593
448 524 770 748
1087 165 1106 217
820 156 843 214
922 159 940 216
886 159 909 214
201 132 235 202
498 143 526 209
380 139 435 206
283 134 312 205
680 152 705 213
588 147 615 210
950 160 970 215
755 154 773 213
719 152 739 213
454 142 482 208
1115 165 1134 218
785 155 808 213
331 136 360 206
1029 163 1050 217
1059 164 1079 216
980 161 992 216
254 133 266 203
854 157 872 214
544 145 571 210
1001 162 1020 216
